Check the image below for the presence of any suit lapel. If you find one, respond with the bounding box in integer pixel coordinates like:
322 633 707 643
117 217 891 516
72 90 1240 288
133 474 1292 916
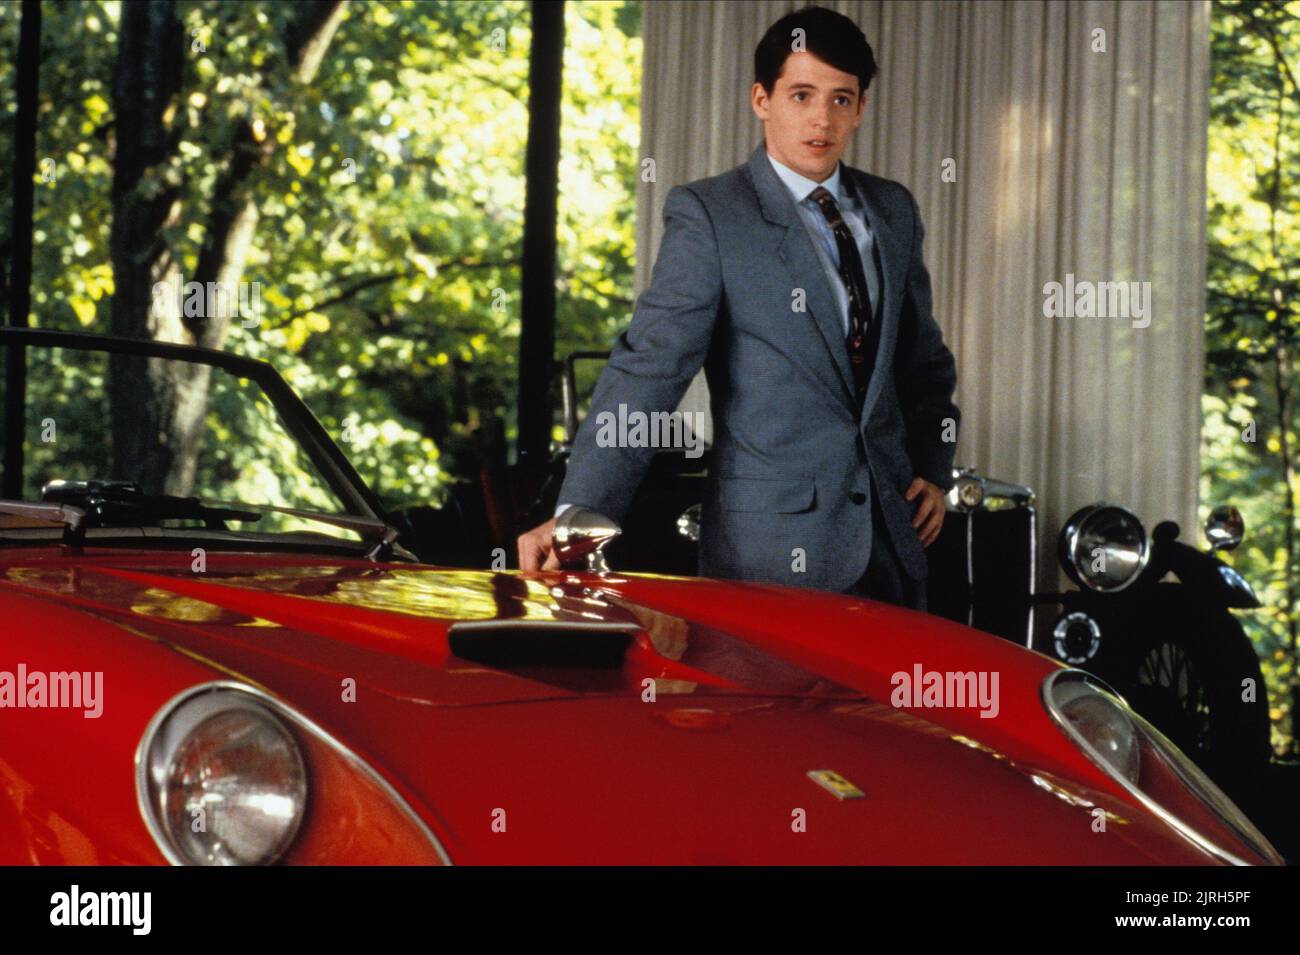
746 143 855 406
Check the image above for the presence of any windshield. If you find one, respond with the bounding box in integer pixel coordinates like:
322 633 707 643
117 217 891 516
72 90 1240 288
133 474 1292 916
0 337 372 549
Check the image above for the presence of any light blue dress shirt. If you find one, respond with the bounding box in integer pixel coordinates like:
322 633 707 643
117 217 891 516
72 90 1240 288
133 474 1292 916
766 151 880 336
554 152 881 523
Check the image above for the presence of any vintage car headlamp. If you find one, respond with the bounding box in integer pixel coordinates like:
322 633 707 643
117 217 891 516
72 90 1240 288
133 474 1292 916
1058 503 1150 592
1043 669 1284 865
137 687 307 865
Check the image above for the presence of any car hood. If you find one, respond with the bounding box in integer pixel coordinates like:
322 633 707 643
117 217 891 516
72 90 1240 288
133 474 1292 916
3 550 1051 715
0 551 1217 864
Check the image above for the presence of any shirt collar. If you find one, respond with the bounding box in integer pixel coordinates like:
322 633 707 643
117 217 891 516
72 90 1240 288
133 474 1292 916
766 150 850 207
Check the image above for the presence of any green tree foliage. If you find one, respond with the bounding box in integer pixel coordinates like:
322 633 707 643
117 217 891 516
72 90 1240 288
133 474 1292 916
1206 0 1300 755
0 0 641 508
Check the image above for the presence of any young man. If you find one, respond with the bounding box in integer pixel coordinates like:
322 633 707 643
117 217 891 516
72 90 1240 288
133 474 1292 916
518 5 959 612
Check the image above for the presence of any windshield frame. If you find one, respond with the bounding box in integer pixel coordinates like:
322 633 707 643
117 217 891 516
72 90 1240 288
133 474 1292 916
0 327 387 524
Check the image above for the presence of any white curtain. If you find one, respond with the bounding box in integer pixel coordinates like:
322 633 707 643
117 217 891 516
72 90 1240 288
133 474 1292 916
638 0 1210 591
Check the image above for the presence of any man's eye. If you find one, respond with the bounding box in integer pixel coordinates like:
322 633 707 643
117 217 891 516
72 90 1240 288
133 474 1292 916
835 97 850 106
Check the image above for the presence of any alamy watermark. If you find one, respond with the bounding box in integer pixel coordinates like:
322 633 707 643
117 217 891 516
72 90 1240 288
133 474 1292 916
50 885 150 935
0 664 103 718
594 403 707 459
890 664 1000 719
151 274 262 328
1042 274 1151 329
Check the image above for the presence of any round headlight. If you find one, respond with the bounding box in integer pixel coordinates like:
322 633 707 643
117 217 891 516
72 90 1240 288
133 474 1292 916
1058 503 1150 592
138 687 308 865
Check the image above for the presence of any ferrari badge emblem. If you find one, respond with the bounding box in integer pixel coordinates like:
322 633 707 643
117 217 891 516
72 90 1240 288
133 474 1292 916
807 769 865 800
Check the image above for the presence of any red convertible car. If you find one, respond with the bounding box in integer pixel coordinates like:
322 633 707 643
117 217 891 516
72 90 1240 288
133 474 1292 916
0 329 1284 865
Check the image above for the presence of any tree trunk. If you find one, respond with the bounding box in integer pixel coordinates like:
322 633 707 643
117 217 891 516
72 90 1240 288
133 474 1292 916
108 0 347 496
107 0 187 494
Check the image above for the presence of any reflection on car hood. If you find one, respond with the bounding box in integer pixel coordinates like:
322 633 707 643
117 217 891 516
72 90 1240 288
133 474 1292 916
1 553 1035 706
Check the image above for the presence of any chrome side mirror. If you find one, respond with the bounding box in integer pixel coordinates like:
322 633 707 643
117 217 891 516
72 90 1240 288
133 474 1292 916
1204 505 1245 552
553 506 621 572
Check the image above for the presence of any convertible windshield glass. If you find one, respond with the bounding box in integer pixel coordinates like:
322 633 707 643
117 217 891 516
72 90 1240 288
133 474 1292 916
0 341 357 542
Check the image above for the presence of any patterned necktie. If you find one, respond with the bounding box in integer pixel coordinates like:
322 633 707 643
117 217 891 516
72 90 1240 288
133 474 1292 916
808 185 873 403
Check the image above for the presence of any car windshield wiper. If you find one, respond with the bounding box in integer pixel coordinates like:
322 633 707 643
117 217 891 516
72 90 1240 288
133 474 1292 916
35 480 264 536
1 481 402 561
204 499 402 560
0 493 262 549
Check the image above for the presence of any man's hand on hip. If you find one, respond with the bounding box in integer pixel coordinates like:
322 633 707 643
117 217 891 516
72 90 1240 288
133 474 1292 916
517 517 561 572
904 477 946 548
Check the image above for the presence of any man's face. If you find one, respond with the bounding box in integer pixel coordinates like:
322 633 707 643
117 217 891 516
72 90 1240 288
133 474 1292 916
751 51 865 181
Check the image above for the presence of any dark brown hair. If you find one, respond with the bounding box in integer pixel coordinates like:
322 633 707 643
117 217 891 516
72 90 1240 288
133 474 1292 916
754 5 877 99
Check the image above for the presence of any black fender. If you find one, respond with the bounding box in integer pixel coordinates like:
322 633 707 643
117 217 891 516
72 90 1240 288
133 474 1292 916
1159 538 1261 609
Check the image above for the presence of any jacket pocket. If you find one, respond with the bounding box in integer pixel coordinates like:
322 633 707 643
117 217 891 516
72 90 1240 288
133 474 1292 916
716 476 815 513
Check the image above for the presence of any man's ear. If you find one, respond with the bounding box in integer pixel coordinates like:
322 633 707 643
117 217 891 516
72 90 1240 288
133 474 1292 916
750 81 770 119
854 90 868 124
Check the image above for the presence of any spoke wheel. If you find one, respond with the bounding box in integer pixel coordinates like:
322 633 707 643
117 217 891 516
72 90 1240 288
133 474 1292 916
1133 639 1211 760
1116 584 1273 798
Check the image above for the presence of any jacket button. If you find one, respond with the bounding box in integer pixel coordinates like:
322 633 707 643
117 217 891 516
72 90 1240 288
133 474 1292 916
850 491 867 505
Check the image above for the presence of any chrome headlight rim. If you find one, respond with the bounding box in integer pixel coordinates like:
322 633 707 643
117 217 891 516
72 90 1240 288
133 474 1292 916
1041 668 1280 866
135 680 452 866
136 684 306 866
1059 502 1151 593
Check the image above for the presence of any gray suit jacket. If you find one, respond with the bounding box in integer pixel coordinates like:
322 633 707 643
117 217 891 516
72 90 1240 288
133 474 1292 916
557 140 960 592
